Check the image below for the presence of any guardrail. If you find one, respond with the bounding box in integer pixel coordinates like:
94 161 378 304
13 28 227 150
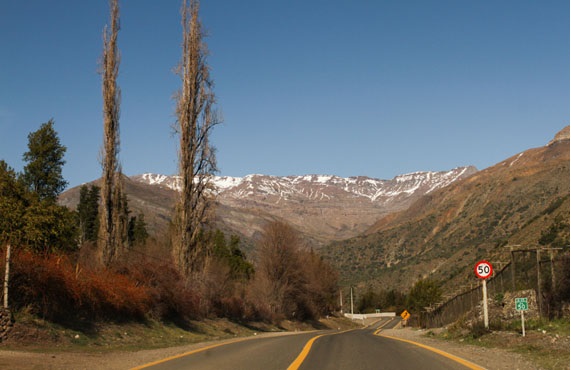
344 312 396 320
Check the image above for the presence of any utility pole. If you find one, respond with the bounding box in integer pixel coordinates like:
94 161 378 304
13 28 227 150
350 286 354 320
339 290 343 314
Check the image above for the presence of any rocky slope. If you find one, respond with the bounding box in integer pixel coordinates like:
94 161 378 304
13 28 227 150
130 167 477 244
321 126 570 291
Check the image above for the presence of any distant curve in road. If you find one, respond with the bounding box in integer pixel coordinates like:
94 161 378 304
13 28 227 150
133 318 484 370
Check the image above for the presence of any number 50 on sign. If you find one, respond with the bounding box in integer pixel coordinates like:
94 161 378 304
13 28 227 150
474 260 493 279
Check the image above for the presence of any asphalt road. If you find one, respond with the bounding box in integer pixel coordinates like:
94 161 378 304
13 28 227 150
134 318 483 370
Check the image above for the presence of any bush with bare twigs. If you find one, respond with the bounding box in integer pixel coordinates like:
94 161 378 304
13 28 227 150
248 221 339 323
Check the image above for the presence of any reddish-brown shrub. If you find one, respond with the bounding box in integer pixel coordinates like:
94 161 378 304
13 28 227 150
113 254 201 321
78 268 151 320
4 237 332 326
8 249 150 323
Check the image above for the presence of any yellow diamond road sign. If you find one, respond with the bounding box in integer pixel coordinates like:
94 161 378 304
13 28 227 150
400 310 410 320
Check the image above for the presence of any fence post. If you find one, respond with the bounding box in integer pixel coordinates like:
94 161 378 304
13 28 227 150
3 244 10 309
510 247 516 291
550 250 556 293
536 249 542 317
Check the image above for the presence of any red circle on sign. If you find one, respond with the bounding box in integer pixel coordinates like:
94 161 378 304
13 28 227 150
474 260 493 279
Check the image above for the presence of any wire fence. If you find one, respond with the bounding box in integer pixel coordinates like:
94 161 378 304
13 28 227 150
420 248 569 328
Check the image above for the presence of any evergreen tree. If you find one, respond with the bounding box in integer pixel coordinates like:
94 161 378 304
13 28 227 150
23 199 77 252
211 230 253 280
78 185 89 244
128 213 148 247
1 160 76 252
0 161 28 244
77 185 100 244
21 119 68 201
406 278 442 313
87 185 101 241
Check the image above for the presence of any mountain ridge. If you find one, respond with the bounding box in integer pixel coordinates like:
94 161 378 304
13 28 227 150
130 167 477 244
321 126 570 292
132 167 477 202
61 167 478 248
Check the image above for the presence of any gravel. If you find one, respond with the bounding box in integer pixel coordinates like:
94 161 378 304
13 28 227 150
379 327 541 370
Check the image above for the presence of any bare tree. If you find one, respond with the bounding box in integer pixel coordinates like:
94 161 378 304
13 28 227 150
98 0 128 266
250 221 339 321
173 0 220 276
254 221 306 319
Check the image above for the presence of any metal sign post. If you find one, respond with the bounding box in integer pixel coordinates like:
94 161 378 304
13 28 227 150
515 298 528 337
482 279 489 329
474 260 493 329
520 310 525 337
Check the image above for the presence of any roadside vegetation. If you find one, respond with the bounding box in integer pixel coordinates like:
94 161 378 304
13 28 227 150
0 126 340 328
0 0 340 348
432 317 570 370
0 118 341 342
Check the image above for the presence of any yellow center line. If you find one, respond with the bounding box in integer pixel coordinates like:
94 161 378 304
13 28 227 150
130 336 257 370
375 332 486 370
364 318 383 329
132 331 323 370
373 317 397 335
287 329 353 370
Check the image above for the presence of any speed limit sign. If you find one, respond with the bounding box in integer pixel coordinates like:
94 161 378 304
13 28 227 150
474 260 493 279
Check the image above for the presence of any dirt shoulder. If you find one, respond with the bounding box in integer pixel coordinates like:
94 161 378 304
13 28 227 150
379 325 569 370
0 316 361 370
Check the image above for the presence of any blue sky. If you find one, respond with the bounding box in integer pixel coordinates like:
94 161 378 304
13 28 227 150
1 1 568 189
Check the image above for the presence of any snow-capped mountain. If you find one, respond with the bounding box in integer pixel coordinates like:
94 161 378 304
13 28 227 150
131 166 477 243
133 167 476 202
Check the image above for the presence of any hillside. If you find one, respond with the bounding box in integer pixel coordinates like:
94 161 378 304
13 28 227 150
59 175 177 239
61 167 476 249
321 126 570 292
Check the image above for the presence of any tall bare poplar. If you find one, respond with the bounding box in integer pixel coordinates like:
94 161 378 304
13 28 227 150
98 0 128 266
173 0 220 276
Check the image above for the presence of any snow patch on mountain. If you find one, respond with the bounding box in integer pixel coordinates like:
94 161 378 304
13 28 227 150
133 166 477 203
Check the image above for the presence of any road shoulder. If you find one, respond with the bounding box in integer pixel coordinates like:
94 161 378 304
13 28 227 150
378 327 537 370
